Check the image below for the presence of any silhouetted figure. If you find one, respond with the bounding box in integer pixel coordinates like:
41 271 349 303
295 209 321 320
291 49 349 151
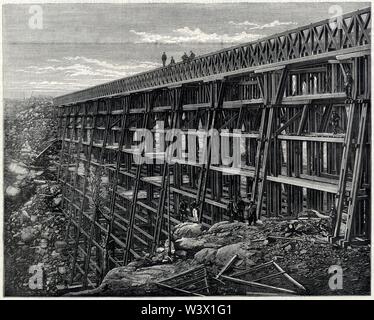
246 200 257 226
105 237 116 270
169 56 176 65
329 204 337 232
190 201 199 222
331 110 340 134
179 200 187 222
344 70 353 99
189 51 196 62
227 200 235 222
162 52 167 67
234 196 245 222
182 52 189 63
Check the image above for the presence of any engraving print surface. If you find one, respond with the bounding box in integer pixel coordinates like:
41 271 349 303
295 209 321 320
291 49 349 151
2 1 371 298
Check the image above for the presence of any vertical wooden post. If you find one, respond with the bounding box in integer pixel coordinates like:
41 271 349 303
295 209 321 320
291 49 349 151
124 93 153 264
342 102 368 244
197 80 225 223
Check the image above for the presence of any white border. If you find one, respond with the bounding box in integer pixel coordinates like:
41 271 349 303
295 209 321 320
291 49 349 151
0 0 372 301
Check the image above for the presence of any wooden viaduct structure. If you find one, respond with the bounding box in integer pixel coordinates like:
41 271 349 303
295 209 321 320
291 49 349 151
54 8 371 289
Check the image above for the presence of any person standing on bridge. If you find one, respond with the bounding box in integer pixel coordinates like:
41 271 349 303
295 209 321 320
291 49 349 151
182 52 189 63
169 56 176 65
189 51 196 62
161 52 167 67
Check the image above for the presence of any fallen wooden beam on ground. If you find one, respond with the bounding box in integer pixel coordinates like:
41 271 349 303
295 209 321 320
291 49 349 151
220 274 297 294
272 261 307 292
216 254 238 279
155 265 210 296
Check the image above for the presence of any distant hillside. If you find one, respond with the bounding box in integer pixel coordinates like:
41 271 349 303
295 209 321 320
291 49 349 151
3 96 53 118
4 96 57 163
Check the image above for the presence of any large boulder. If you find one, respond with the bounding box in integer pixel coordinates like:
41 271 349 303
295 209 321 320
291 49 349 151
104 264 176 287
207 221 231 233
194 248 217 264
175 237 206 251
199 234 238 249
55 240 67 250
20 226 37 243
208 221 251 235
6 186 20 197
52 195 62 207
66 261 198 296
8 162 29 176
173 222 203 240
215 242 256 267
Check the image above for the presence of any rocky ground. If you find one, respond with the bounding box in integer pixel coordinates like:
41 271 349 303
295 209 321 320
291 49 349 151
4 97 69 296
72 219 370 297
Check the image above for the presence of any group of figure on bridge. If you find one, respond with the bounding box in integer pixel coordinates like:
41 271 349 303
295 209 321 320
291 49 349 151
161 51 196 67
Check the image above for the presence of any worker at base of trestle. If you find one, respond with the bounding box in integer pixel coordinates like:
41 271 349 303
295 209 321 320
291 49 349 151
234 196 245 222
190 201 199 222
179 200 187 222
330 110 341 134
329 204 337 232
344 70 353 99
246 200 257 226
227 200 235 222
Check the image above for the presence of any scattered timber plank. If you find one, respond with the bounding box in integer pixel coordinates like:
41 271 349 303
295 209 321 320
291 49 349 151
272 261 306 291
220 275 297 294
216 254 238 279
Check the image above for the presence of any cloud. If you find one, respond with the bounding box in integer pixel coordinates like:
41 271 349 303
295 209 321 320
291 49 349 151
130 27 261 44
17 64 94 76
6 80 87 93
64 56 159 73
16 57 161 79
228 21 259 28
29 80 88 88
229 20 297 29
14 56 162 95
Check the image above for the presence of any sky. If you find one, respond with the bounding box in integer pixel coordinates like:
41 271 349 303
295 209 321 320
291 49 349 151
2 2 370 99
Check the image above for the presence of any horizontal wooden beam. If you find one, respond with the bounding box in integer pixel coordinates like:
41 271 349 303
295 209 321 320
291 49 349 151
336 50 371 60
277 134 345 143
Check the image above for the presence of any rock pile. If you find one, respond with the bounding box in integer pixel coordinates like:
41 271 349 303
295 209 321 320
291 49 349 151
4 96 58 164
4 176 70 296
4 96 67 296
75 218 370 296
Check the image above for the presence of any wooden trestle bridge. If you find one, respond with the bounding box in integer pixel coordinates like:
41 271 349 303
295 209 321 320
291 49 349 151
54 7 371 289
